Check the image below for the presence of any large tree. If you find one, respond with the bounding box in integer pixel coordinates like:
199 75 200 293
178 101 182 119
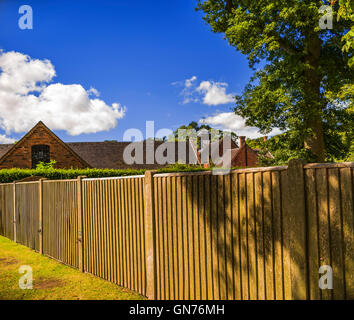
197 0 353 162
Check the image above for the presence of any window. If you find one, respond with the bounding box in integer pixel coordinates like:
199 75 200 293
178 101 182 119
31 145 50 169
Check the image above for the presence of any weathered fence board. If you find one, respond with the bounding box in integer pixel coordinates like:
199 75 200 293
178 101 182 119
15 182 39 251
43 180 78 267
0 184 14 240
82 177 146 296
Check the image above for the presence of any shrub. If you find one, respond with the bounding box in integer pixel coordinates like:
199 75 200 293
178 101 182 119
0 164 209 183
0 168 146 183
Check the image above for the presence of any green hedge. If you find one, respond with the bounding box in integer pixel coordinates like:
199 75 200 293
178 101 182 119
0 164 209 183
0 168 146 183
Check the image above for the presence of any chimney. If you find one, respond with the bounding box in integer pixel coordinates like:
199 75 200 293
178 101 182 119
239 136 246 148
263 136 268 142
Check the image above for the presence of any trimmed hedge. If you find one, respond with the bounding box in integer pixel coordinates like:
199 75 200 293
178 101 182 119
0 164 209 183
0 168 146 183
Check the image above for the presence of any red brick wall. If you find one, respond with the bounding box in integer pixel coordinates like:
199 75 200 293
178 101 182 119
0 125 89 169
231 144 259 167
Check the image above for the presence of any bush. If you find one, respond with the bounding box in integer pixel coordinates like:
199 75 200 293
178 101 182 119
156 163 208 173
0 164 210 183
0 168 146 183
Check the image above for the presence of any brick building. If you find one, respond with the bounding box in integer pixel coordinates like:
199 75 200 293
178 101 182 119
0 121 199 170
0 121 267 170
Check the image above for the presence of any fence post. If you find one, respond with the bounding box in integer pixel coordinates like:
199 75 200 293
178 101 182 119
77 176 85 272
286 159 308 300
145 170 157 300
12 181 16 243
38 178 45 254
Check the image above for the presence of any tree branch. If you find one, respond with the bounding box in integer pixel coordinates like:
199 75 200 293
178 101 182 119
277 37 301 55
226 0 234 13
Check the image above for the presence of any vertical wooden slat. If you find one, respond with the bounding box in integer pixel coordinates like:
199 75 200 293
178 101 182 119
13 182 16 243
39 179 44 254
328 168 345 299
211 174 219 299
176 176 184 299
272 171 284 300
198 175 207 300
171 176 179 299
232 173 242 300
187 176 195 300
239 173 249 300
218 175 227 300
204 175 213 300
162 178 170 299
305 169 321 300
182 176 190 299
166 177 174 299
263 171 274 300
193 175 201 300
247 172 257 300
317 168 331 300
340 168 354 299
285 159 307 300
144 171 157 300
77 177 84 272
255 172 265 300
224 174 233 300
281 170 291 300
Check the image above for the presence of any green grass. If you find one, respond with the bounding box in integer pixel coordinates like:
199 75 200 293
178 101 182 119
0 236 146 300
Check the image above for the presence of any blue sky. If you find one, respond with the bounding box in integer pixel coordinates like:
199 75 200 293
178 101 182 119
0 0 267 143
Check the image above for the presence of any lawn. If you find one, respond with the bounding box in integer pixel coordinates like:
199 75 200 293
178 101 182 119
0 236 146 300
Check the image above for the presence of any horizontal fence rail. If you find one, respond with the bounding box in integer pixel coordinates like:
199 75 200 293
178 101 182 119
0 161 353 300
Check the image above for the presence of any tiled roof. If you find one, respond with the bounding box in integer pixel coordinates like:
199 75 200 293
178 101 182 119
0 140 199 169
0 144 13 158
67 140 199 169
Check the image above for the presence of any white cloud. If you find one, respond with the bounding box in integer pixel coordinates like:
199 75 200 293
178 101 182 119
0 134 15 144
185 76 197 88
173 76 235 106
200 112 282 139
0 50 126 137
196 81 234 106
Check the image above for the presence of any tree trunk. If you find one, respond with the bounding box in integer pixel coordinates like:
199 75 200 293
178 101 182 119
303 32 325 162
304 115 325 162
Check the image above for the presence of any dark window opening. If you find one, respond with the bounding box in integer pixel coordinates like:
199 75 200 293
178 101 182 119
31 145 50 169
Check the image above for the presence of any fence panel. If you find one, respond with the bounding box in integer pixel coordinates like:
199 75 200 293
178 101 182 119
15 182 39 251
0 184 14 240
0 162 352 300
42 180 79 268
153 167 289 300
82 177 146 296
305 165 354 300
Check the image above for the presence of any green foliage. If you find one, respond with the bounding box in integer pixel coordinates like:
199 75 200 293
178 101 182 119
0 164 210 183
169 121 238 147
338 0 354 67
157 163 208 173
196 0 353 162
35 160 57 170
0 168 146 183
247 129 354 165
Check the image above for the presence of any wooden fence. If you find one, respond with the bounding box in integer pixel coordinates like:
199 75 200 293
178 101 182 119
0 160 353 300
